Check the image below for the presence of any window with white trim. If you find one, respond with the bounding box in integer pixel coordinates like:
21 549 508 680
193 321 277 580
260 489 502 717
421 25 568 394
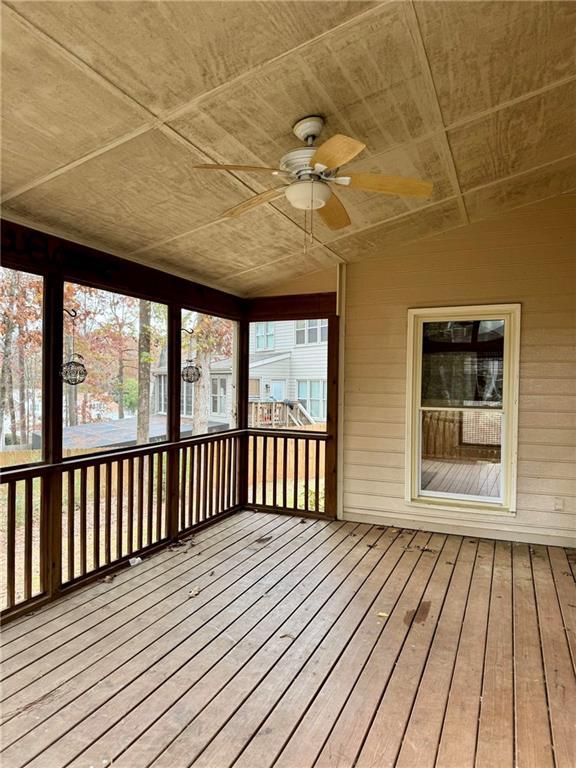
297 379 327 420
211 376 227 416
255 322 275 350
407 305 520 511
295 318 328 345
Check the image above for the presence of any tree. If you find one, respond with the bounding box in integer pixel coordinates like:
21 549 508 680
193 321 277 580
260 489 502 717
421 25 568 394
137 300 151 444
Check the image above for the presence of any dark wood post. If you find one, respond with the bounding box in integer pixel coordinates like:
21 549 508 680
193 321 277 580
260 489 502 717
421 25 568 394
324 314 339 518
237 317 250 508
166 304 181 539
43 270 64 597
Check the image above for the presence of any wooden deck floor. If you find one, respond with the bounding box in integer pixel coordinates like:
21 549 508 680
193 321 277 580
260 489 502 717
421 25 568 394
422 459 501 498
1 510 575 768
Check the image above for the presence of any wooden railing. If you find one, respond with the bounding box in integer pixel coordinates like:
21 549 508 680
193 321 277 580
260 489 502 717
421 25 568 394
0 430 242 619
247 430 327 515
248 401 315 429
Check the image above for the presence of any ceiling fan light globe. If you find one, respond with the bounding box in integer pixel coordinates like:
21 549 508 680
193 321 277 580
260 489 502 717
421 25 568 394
284 180 332 210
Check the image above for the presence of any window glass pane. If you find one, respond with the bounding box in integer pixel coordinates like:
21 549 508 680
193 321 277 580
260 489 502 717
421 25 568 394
308 327 318 343
320 321 328 342
0 267 43 467
248 321 327 432
181 310 237 437
421 320 504 408
420 410 502 499
62 284 168 457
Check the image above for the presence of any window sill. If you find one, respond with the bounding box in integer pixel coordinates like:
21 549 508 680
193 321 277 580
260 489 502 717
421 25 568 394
406 497 516 517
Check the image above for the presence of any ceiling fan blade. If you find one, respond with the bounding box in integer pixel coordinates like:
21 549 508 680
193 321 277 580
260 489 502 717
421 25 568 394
337 173 433 197
222 187 285 219
311 134 366 172
193 163 283 174
317 192 351 230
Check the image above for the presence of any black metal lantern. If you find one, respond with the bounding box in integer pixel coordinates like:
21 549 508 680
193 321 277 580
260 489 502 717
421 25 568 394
60 353 88 385
181 327 201 383
61 308 88 385
181 361 202 384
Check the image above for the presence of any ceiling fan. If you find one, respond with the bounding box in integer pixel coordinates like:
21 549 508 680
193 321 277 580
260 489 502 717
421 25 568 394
192 115 433 230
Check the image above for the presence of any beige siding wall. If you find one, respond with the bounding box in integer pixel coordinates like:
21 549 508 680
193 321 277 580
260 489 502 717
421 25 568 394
342 196 576 545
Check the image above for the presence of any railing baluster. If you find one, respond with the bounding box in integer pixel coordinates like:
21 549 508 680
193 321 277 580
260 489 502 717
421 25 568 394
202 442 209 522
67 471 75 582
293 438 299 510
6 482 16 608
195 444 202 525
24 477 34 600
93 464 100 570
251 435 257 505
180 445 188 531
157 451 164 541
272 435 278 508
117 460 124 560
215 439 222 516
105 462 112 565
147 453 154 546
282 437 288 508
137 455 144 550
262 435 268 506
80 467 87 576
315 438 321 513
127 457 134 555
304 438 310 513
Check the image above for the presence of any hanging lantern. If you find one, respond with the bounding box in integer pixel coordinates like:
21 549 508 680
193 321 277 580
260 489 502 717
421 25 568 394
61 353 87 385
181 361 202 384
61 308 88 385
181 327 201 383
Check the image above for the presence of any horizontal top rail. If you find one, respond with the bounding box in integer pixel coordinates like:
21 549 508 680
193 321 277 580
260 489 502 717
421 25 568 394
0 429 245 483
247 429 328 440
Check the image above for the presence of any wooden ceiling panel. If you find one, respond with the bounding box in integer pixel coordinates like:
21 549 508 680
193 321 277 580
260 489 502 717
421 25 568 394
271 134 456 242
169 2 442 168
10 1 376 115
134 206 320 282
329 198 465 262
220 245 339 295
415 0 576 125
449 81 576 192
0 9 146 196
2 130 250 252
465 156 576 222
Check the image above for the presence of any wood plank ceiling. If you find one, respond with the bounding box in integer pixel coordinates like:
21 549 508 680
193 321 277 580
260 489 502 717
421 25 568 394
2 1 576 295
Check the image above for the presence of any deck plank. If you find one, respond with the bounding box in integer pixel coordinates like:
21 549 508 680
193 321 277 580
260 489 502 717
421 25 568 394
394 538 478 768
548 546 576 671
232 529 425 768
475 541 514 768
435 539 495 768
1 512 574 768
531 545 576 768
513 543 554 768
312 534 448 768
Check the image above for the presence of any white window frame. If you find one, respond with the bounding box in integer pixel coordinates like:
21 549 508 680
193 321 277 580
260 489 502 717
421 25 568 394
255 322 275 351
405 304 521 514
297 379 327 420
295 318 328 345
211 376 227 416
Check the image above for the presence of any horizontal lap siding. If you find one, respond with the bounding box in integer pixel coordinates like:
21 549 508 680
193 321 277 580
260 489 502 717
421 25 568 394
342 198 576 545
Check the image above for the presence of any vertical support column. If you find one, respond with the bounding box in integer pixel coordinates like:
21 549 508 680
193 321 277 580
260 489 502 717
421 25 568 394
324 314 340 518
237 317 250 508
43 269 64 597
166 303 181 539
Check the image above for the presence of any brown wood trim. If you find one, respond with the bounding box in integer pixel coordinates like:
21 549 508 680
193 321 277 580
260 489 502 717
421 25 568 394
324 314 339 519
1 220 245 320
246 292 337 321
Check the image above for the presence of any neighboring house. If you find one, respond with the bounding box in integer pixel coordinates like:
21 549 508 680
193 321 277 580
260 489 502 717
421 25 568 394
151 319 328 431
